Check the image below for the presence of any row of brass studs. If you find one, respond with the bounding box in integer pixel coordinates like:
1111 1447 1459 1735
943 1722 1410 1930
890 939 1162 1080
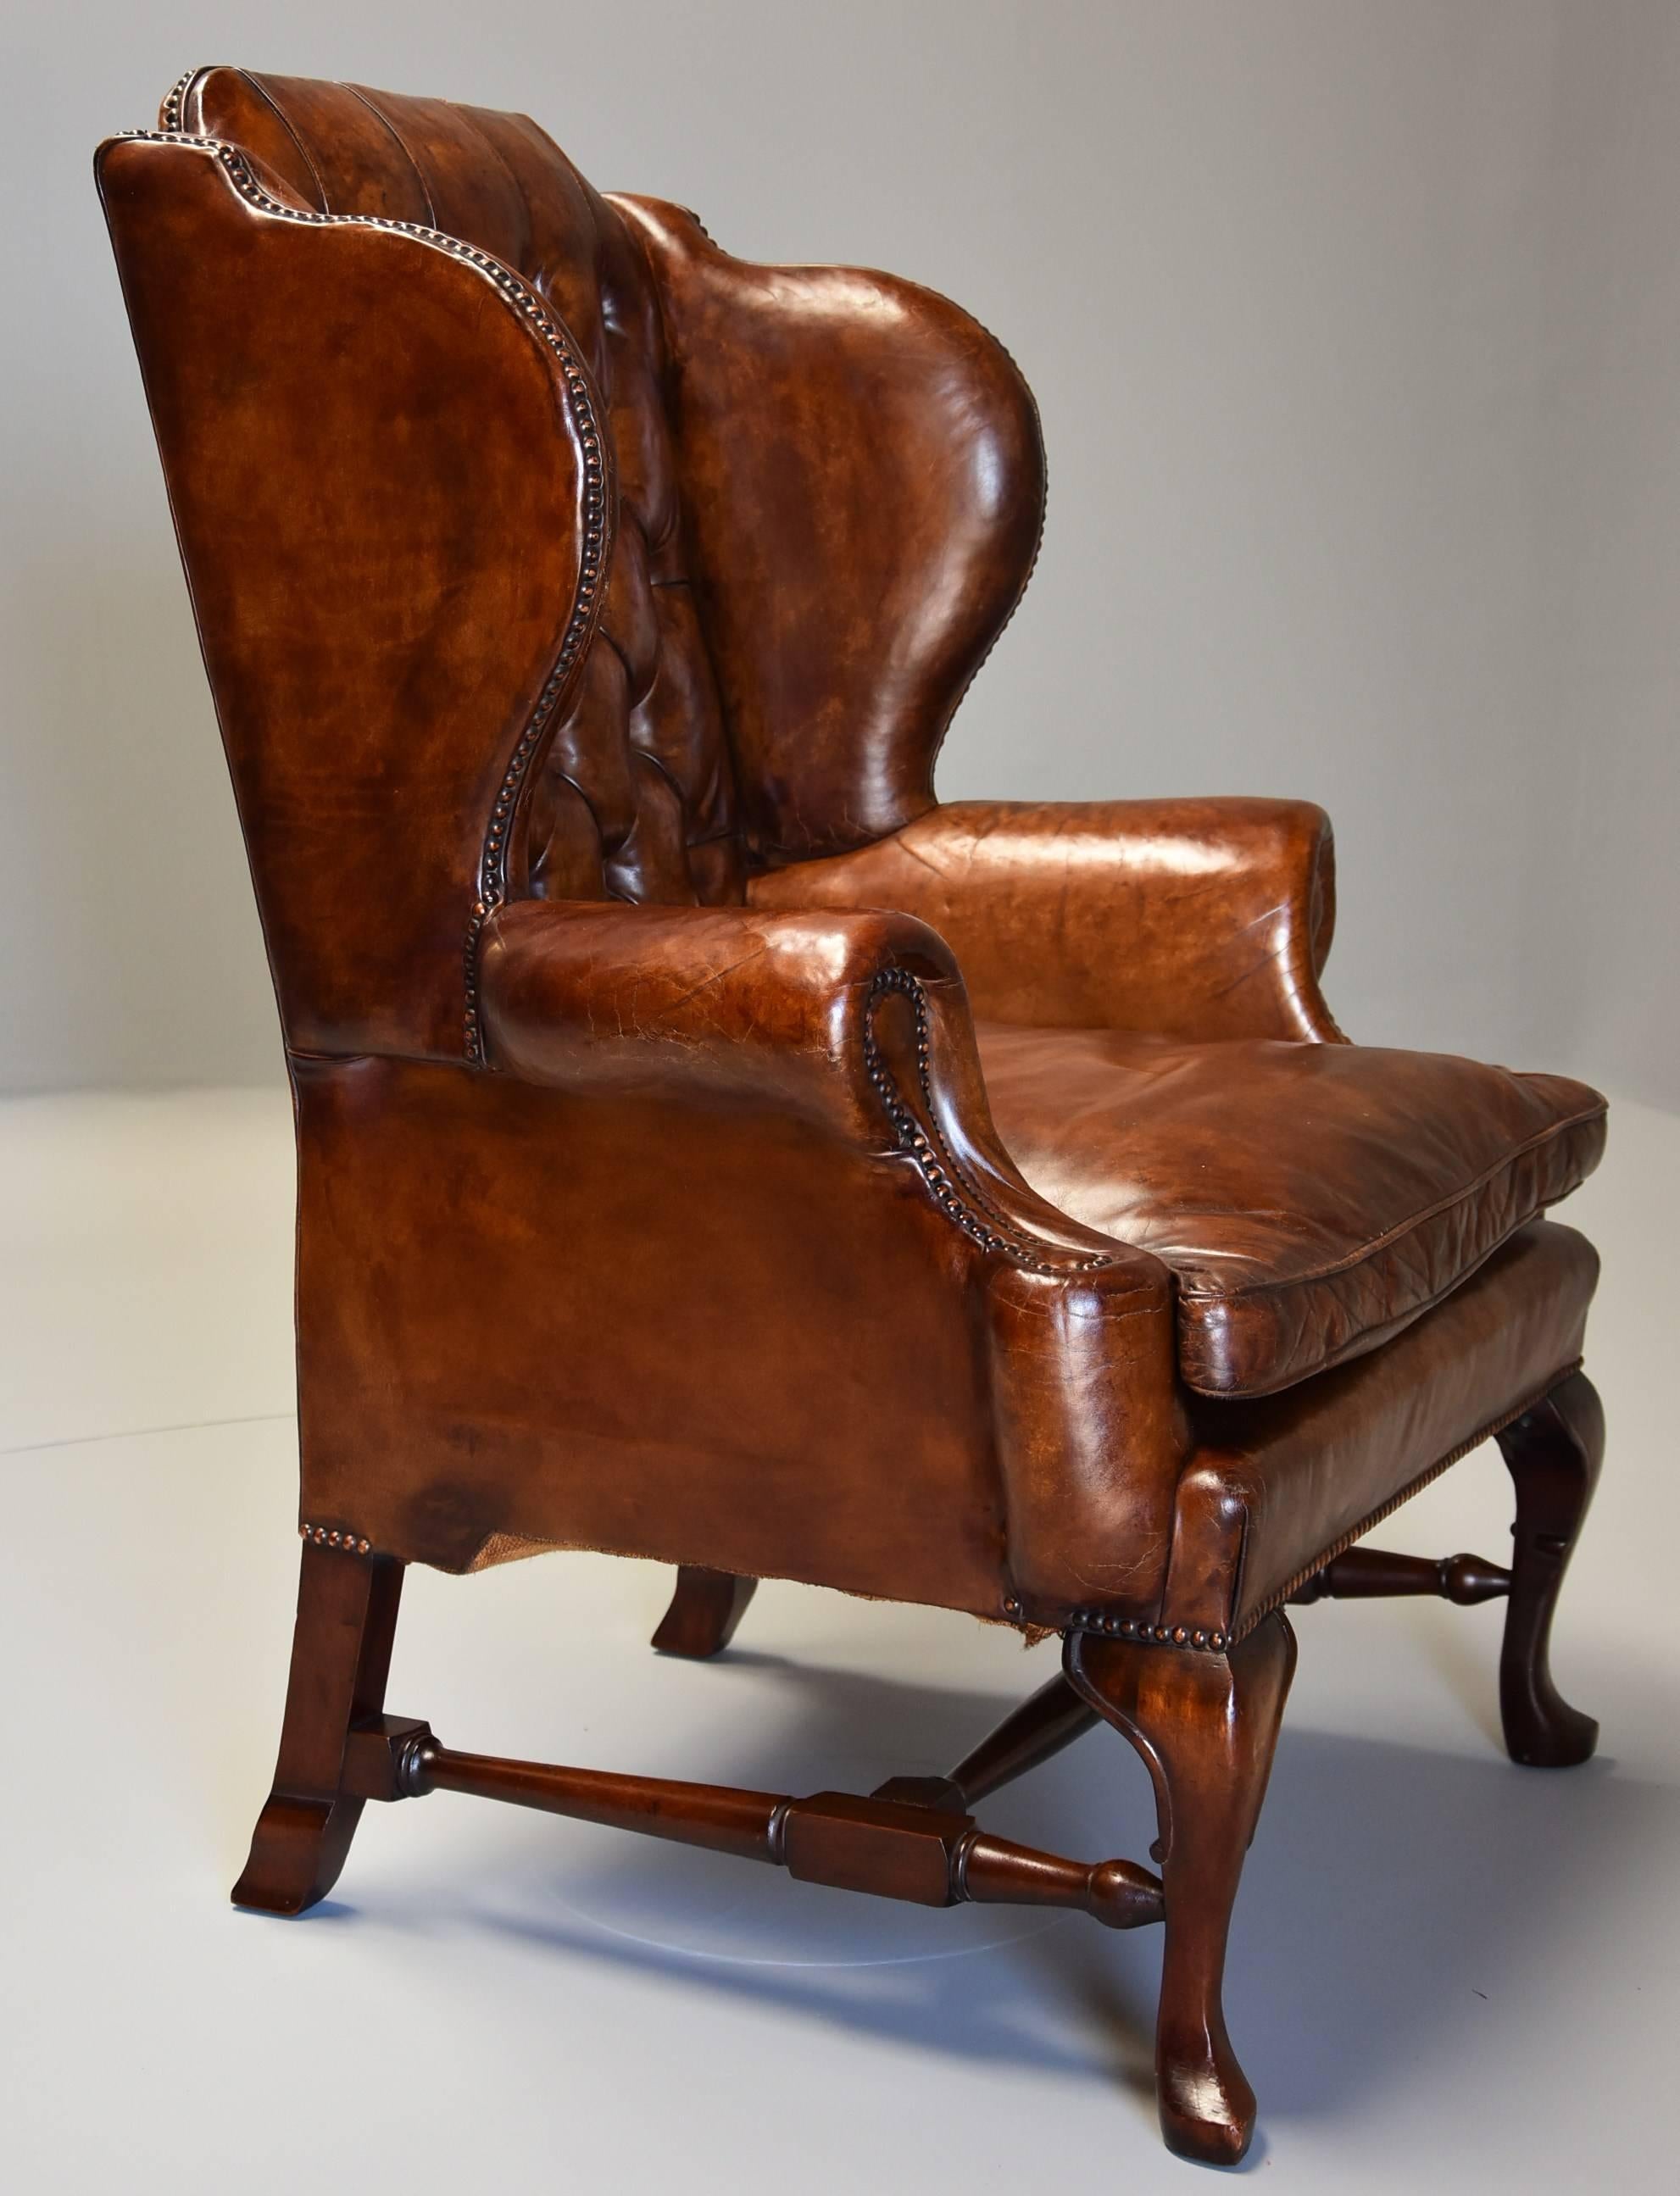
114 130 614 1072
1065 1607 1229 1652
463 293 611 1064
300 1522 373 1556
160 66 194 131
861 968 1115 1276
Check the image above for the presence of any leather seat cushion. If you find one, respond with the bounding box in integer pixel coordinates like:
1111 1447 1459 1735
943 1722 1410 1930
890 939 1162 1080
976 1026 1606 1398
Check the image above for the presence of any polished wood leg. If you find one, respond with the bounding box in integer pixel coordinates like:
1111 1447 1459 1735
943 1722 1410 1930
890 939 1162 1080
1065 1614 1296 2168
651 1566 758 1659
231 1541 404 1915
1494 1370 1603 1767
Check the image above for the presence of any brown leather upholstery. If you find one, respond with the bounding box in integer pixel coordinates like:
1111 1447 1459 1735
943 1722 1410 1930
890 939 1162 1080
97 69 1605 1642
169 67 746 913
976 1026 1605 1397
289 1042 1187 1615
752 797 1343 1040
160 66 1041 912
611 205 1045 865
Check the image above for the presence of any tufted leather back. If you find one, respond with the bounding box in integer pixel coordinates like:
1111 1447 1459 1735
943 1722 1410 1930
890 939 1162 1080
104 68 1045 1058
171 65 744 909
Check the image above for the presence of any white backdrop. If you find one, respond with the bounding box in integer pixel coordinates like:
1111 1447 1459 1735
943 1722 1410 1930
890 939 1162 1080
3 0 1675 1104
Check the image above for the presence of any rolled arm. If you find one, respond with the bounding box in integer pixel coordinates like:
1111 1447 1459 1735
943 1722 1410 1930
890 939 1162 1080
480 898 959 1138
481 891 1159 1261
748 797 1344 1042
424 895 1191 1617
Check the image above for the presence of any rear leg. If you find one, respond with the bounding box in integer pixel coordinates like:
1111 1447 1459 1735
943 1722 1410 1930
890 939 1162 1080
232 1537 403 1915
652 1567 758 1660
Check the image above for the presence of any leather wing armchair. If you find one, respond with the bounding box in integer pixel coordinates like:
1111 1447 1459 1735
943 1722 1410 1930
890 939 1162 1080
97 67 1608 2168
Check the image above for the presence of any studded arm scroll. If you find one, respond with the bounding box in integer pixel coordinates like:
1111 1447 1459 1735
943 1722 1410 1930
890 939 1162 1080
478 897 1152 1277
281 893 1187 1612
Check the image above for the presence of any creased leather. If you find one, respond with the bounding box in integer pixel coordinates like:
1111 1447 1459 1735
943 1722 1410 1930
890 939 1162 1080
479 898 959 1134
477 896 1164 1265
977 1026 1605 1397
752 798 1343 1040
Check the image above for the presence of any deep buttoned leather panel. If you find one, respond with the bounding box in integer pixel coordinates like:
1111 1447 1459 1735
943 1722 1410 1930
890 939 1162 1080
172 65 743 912
1160 1220 1599 1637
164 69 1045 912
976 1025 1606 1397
612 197 1047 866
751 797 1343 1039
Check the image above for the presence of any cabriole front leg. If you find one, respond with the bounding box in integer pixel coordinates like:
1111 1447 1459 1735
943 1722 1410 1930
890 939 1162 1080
1065 1614 1296 2167
1494 1370 1603 1768
231 1537 404 1915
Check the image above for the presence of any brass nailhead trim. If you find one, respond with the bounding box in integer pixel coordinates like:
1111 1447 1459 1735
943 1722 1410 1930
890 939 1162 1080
1064 1608 1228 1654
862 968 1116 1276
116 129 615 1070
160 67 194 131
300 1522 373 1556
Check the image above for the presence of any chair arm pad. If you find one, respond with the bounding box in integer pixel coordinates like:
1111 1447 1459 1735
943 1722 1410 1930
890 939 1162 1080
478 898 1160 1277
319 898 1188 1612
479 898 964 1136
748 797 1344 1041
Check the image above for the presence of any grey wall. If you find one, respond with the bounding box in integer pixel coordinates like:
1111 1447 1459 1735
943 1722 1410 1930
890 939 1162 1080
1519 6 1680 1101
3 1 1675 1102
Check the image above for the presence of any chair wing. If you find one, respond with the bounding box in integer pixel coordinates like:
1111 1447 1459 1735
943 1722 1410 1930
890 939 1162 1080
614 196 1047 866
96 131 608 1060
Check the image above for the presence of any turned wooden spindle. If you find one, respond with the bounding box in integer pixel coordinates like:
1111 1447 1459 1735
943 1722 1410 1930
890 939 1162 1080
408 1738 786 1861
958 1832 1163 1930
944 1671 1102 1801
1288 1546 1511 1606
339 1717 1163 1929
